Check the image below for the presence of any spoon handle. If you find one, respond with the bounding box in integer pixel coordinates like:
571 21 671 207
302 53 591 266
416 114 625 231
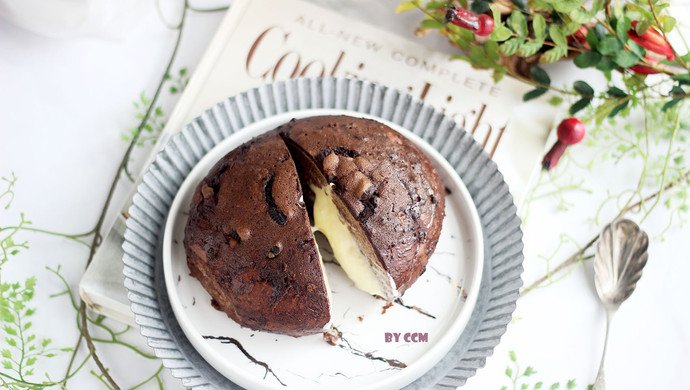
593 307 617 390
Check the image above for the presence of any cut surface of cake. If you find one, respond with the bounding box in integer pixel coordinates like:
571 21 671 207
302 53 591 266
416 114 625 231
183 115 445 336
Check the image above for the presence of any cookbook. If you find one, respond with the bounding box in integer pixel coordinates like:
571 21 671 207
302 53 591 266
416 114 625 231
80 0 557 325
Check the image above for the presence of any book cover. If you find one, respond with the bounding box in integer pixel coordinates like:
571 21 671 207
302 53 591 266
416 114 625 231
80 0 557 325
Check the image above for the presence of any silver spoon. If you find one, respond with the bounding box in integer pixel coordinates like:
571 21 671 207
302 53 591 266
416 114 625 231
593 219 649 390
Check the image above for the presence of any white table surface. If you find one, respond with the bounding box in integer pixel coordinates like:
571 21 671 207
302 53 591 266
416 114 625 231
1 1 689 389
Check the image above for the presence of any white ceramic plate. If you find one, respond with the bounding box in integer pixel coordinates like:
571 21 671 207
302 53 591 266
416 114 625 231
162 109 483 390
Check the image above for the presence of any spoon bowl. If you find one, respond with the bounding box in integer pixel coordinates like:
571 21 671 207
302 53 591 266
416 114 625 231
592 219 649 390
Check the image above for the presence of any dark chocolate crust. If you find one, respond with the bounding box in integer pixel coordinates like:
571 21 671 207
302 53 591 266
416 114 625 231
279 116 445 294
183 133 330 336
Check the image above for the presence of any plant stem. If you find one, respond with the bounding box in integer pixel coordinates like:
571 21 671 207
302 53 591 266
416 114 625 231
61 2 189 388
639 102 683 223
522 167 690 295
0 226 94 248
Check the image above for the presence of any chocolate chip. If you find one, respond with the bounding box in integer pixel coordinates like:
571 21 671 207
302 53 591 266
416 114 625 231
354 156 373 171
201 185 214 199
264 175 287 226
322 153 339 177
267 242 283 258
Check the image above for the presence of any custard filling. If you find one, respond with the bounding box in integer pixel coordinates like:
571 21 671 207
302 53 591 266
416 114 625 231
311 184 397 298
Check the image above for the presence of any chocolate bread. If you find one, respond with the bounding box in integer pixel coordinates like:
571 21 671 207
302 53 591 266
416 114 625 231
184 115 445 336
280 116 445 298
183 133 330 336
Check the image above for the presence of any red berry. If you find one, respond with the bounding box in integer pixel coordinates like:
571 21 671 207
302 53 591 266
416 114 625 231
567 25 588 46
446 6 493 36
476 14 494 36
557 118 586 145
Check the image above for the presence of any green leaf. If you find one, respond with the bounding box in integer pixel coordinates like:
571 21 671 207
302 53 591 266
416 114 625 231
528 0 553 11
569 8 591 23
552 0 583 13
170 86 179 94
523 366 537 376
670 85 686 96
573 81 594 96
547 96 563 106
2 360 12 369
518 40 544 57
635 19 653 36
6 337 16 347
492 69 506 82
26 357 36 366
179 67 187 76
609 99 629 117
549 25 568 47
469 45 492 68
540 47 567 63
485 40 500 61
598 37 623 55
563 21 582 35
505 367 514 377
574 51 601 68
154 106 164 117
607 86 628 97
1 349 10 358
625 3 654 21
627 41 646 58
586 27 599 49
535 382 544 390
672 74 690 85
613 50 640 67
489 3 503 23
530 66 551 85
551 384 560 390
25 277 36 290
425 1 447 10
567 380 577 389
23 322 31 330
1 309 14 323
510 11 528 38
471 0 491 14
523 88 548 101
532 14 546 41
591 0 605 12
395 1 419 13
661 16 676 33
42 338 51 347
500 38 523 56
522 384 529 390
663 99 682 111
491 26 513 42
450 53 471 63
509 350 517 362
569 97 591 115
509 0 527 10
419 19 444 29
596 56 616 71
616 16 631 41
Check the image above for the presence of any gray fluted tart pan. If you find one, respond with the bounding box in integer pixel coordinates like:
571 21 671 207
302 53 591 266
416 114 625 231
122 77 524 389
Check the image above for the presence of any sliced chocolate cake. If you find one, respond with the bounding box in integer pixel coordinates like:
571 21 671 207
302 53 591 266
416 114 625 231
280 116 445 300
183 133 330 336
184 115 445 336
